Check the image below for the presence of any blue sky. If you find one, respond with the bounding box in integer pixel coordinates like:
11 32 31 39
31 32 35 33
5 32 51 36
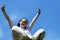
0 0 60 40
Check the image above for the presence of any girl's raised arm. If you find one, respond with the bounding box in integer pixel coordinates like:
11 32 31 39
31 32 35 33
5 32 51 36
1 5 13 29
29 8 41 30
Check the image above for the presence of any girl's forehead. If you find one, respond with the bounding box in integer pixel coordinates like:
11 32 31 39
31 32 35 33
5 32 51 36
22 19 27 21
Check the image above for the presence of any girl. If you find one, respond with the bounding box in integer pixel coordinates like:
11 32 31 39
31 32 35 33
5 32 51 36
1 5 45 40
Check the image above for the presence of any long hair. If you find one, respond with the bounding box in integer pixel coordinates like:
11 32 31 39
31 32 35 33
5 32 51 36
17 18 28 29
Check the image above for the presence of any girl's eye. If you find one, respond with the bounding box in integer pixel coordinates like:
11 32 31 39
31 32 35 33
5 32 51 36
23 21 26 23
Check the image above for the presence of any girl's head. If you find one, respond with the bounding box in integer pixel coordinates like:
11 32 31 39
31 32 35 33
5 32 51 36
17 18 28 28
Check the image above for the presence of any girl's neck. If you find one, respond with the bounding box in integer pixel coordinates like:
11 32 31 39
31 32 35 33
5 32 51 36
20 25 27 29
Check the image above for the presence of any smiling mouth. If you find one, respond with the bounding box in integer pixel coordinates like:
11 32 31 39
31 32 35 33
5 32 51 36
21 22 26 26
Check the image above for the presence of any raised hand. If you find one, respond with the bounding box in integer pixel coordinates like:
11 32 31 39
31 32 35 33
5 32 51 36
1 5 5 12
38 8 41 15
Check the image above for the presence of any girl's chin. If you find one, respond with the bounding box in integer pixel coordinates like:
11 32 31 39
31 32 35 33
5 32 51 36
21 25 26 27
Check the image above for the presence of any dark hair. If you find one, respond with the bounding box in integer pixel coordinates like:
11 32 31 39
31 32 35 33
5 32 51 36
17 18 28 27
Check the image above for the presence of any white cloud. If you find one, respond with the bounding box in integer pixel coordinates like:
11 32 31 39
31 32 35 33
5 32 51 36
10 11 18 21
0 27 3 39
10 11 27 21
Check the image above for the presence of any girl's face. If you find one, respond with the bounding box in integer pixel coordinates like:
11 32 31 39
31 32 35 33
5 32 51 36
20 19 27 27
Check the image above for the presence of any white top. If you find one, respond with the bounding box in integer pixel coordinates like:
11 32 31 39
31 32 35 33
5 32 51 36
12 26 32 40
